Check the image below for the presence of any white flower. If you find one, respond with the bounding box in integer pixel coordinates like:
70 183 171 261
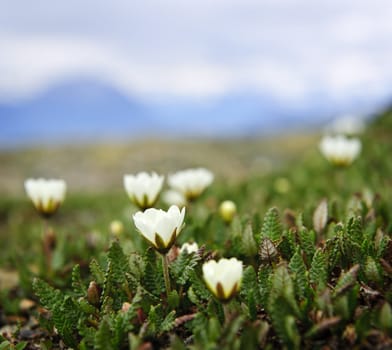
24 178 66 216
168 168 214 201
219 200 237 223
202 257 243 301
319 135 361 166
162 190 187 207
124 172 164 209
180 242 199 254
133 205 185 253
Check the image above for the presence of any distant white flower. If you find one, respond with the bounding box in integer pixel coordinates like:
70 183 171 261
325 115 365 135
162 190 187 207
124 172 164 209
168 168 214 201
180 242 199 254
133 205 185 253
219 200 237 223
24 178 66 217
202 257 243 301
319 135 361 166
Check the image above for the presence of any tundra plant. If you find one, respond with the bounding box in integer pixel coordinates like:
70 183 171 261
133 205 185 295
319 135 361 166
24 178 66 217
24 178 67 274
202 257 243 302
168 167 214 201
123 171 164 210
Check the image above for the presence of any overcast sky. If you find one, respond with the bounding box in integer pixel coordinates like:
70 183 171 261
1 0 392 111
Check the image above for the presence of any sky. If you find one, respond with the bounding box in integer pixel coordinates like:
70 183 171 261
1 0 392 142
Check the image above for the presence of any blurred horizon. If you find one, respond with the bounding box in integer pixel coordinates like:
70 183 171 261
1 0 392 146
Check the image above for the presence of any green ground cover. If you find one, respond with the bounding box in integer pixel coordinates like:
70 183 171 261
0 110 391 349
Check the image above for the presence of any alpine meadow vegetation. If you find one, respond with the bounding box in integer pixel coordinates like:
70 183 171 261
0 110 391 349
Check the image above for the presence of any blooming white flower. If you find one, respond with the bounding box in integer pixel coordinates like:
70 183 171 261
180 242 199 254
219 200 237 223
162 189 187 207
133 205 185 253
124 172 164 209
202 257 243 301
24 178 66 217
168 168 214 201
319 135 361 166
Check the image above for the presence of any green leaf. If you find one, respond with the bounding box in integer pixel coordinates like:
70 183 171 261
241 223 258 257
89 258 105 284
334 264 359 297
309 248 328 290
160 310 176 333
71 264 86 297
112 288 141 347
257 264 273 307
289 249 309 299
170 250 201 285
346 216 363 244
95 317 115 350
33 278 61 311
107 240 129 284
298 227 315 262
269 264 300 318
259 207 282 243
379 302 392 332
364 256 381 283
240 266 259 320
47 295 82 348
143 248 165 296
269 296 300 349
147 304 162 335
0 341 11 350
189 271 211 302
168 289 180 309
15 342 28 350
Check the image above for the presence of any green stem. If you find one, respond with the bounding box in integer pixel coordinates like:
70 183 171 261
42 218 53 276
162 253 171 297
223 302 231 325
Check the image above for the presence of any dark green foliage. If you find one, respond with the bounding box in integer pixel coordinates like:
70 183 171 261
259 207 282 243
297 227 315 262
240 265 259 320
89 258 105 284
309 248 328 290
143 248 165 297
94 317 114 350
71 264 86 297
170 250 201 285
289 249 309 299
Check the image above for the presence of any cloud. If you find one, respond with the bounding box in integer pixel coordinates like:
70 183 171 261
0 0 392 107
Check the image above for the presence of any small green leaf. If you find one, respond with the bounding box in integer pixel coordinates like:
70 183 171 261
260 207 282 243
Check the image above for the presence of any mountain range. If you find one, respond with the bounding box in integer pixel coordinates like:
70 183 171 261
0 78 385 147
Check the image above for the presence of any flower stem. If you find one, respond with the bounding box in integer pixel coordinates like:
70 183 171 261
162 253 171 297
223 302 231 325
42 218 54 277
